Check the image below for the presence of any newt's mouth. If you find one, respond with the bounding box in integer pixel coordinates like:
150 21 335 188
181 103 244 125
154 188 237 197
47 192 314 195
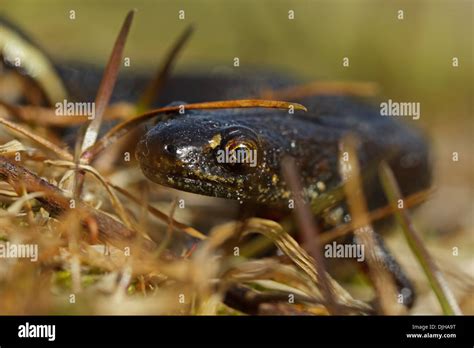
139 161 241 197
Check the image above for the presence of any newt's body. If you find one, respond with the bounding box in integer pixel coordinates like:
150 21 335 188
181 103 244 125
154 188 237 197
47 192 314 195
135 95 431 308
136 96 431 212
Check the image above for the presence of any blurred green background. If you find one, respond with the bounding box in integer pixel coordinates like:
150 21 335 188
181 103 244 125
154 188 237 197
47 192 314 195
2 0 472 103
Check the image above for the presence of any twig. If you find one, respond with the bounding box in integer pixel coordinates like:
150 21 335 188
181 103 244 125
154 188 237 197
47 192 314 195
44 159 134 228
81 9 136 153
0 117 73 160
318 188 433 244
281 156 341 314
340 136 404 314
0 155 154 250
241 187 433 258
379 162 462 315
82 99 307 161
0 100 133 127
137 25 194 112
156 198 178 257
109 182 207 240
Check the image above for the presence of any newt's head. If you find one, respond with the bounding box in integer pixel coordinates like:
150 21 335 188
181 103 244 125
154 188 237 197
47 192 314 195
136 110 290 204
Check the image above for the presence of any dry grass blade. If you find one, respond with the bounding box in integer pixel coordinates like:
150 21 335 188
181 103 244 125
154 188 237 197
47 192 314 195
137 25 194 112
223 283 320 315
281 156 340 314
0 139 26 155
210 218 370 312
18 184 35 224
237 188 433 257
3 191 43 216
240 166 429 274
109 182 207 240
222 258 323 301
379 162 462 315
317 188 434 244
0 100 84 127
44 159 134 229
186 99 307 111
0 20 68 104
260 81 380 100
82 99 307 161
340 136 404 314
0 189 18 197
0 117 73 160
0 101 133 127
80 9 136 154
155 198 178 257
0 156 153 250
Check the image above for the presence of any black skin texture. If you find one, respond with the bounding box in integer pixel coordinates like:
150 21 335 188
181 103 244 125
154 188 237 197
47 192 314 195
136 96 431 210
135 95 432 308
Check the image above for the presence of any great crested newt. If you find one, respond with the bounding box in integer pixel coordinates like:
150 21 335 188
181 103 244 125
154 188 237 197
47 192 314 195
136 96 431 210
1 15 432 309
135 96 432 309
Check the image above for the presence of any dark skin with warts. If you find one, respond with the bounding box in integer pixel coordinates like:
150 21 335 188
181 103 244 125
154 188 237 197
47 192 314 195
136 96 432 309
136 96 432 211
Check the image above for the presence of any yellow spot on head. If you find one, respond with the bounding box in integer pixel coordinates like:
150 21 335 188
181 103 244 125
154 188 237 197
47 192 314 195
208 133 222 149
272 174 279 185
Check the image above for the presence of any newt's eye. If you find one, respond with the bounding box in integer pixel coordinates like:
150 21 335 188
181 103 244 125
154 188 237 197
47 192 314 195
225 139 257 165
215 127 260 172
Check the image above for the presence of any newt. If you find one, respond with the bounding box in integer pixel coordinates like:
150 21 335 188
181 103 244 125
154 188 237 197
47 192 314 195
1 15 433 309
136 97 431 210
135 96 432 308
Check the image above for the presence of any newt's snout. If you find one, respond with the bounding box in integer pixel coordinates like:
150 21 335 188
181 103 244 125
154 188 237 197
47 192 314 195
136 126 196 181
